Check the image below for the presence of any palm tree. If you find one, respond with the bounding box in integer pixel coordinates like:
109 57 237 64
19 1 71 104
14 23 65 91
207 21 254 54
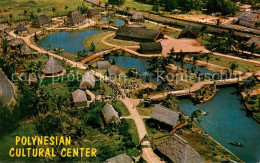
189 107 202 128
193 55 198 66
230 62 238 77
52 7 57 17
54 47 64 55
46 43 52 51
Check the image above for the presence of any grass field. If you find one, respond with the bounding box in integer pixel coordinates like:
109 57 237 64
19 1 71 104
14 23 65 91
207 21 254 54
137 106 152 116
84 31 112 52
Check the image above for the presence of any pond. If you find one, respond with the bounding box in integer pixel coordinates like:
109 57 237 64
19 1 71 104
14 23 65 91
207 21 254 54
178 86 260 162
101 17 125 27
38 30 100 54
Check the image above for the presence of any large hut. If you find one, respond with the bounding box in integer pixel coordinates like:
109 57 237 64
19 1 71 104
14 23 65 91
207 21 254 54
157 134 204 163
107 65 119 76
140 42 162 54
79 71 96 89
68 11 85 26
104 153 133 163
9 38 24 47
42 56 64 76
87 8 100 18
16 23 27 34
20 45 35 55
102 103 121 125
151 104 179 127
32 14 51 28
115 26 164 42
72 89 88 107
97 60 110 69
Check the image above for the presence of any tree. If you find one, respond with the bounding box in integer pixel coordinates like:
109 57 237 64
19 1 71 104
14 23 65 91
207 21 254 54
152 5 159 13
52 7 57 17
206 54 210 67
23 10 28 19
205 0 237 16
108 0 125 9
34 32 39 43
189 108 202 128
199 25 207 45
54 47 64 55
64 5 69 11
193 55 198 66
249 42 257 56
89 41 96 52
46 43 52 51
37 8 41 14
230 61 238 76
30 12 35 19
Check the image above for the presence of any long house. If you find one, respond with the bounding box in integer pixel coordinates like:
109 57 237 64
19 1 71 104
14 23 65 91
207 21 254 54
115 26 164 42
32 14 51 28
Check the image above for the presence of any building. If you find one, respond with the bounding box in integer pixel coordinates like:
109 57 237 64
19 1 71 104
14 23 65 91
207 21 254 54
131 12 144 22
32 13 51 28
20 45 35 55
115 26 164 42
72 89 88 107
238 12 259 28
128 23 146 28
0 24 8 31
79 71 96 89
104 153 133 163
16 23 27 34
42 56 64 76
178 29 198 39
68 11 85 26
102 103 121 125
157 134 204 163
151 104 179 127
9 38 24 47
87 8 100 18
239 5 251 12
108 65 119 76
140 42 162 54
97 60 110 69
246 37 260 49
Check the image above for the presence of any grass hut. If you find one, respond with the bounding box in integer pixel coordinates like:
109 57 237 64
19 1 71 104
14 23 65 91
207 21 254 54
0 24 8 31
246 37 260 49
104 153 133 163
140 42 162 54
20 45 34 55
32 13 51 28
9 38 24 47
115 26 164 42
131 12 144 22
68 11 85 26
157 134 204 163
72 89 88 107
108 65 119 76
42 56 64 76
16 23 27 34
97 60 110 69
151 104 179 127
5 35 14 41
102 103 121 125
87 9 100 18
79 71 96 89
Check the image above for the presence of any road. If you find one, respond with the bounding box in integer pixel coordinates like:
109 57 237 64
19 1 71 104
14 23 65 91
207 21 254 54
0 70 14 106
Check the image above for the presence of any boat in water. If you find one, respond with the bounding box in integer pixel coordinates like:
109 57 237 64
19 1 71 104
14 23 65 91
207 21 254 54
229 141 243 147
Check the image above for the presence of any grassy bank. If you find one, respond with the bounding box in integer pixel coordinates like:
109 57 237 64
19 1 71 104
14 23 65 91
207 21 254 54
84 31 113 52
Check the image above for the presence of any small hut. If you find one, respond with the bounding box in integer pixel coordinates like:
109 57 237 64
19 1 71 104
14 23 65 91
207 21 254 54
16 23 27 34
0 24 8 31
20 45 35 55
9 38 24 47
246 37 260 49
157 134 204 163
42 56 64 76
79 71 96 89
97 60 110 69
72 89 88 107
102 103 121 125
95 95 102 102
87 9 100 18
32 13 51 28
5 35 14 41
140 42 162 54
151 104 179 127
104 153 133 163
68 11 85 26
131 12 144 22
108 65 119 76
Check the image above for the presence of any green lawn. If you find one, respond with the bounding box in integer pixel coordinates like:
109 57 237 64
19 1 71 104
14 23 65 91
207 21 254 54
106 37 140 47
84 31 113 52
137 106 152 116
112 100 130 116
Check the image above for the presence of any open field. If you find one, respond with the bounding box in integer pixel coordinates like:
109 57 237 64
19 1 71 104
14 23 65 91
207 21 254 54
84 31 113 52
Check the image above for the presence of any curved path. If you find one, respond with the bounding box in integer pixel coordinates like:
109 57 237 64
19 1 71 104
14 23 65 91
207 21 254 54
0 70 14 106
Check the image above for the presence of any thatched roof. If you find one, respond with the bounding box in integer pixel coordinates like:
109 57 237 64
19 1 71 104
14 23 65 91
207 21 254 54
132 12 144 20
72 89 88 103
151 104 179 126
9 38 24 46
5 35 14 41
0 24 8 31
32 13 51 27
88 9 100 17
68 11 85 25
21 45 34 55
42 56 64 75
97 60 110 69
16 23 27 32
115 26 164 42
246 37 260 49
238 12 258 21
87 0 99 5
96 95 102 101
104 153 133 163
128 23 146 28
140 42 162 52
108 65 119 75
179 28 198 39
102 103 121 125
79 71 96 89
158 134 204 163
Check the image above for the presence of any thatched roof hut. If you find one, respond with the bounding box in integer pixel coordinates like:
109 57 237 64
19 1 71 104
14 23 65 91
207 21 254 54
179 28 198 39
108 65 119 76
102 103 121 125
79 71 96 89
16 23 27 33
246 37 260 49
72 89 88 107
68 11 85 25
131 12 144 21
42 56 64 75
151 104 179 127
158 134 204 163
140 42 162 54
97 60 110 69
104 153 133 163
115 26 164 42
5 35 14 41
20 45 34 55
0 24 8 31
87 9 100 17
9 38 24 47
32 13 51 28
